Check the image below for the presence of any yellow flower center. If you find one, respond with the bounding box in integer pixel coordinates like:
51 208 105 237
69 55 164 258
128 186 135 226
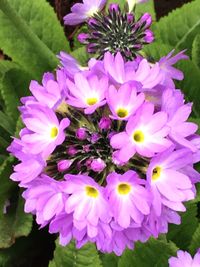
85 186 99 198
117 183 131 195
152 166 162 181
116 108 128 118
50 127 58 138
86 97 98 106
133 130 145 143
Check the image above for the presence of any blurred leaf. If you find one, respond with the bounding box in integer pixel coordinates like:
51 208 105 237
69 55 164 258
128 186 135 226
144 42 173 61
0 111 15 135
152 0 200 55
189 223 200 255
100 254 118 267
0 0 69 79
167 202 198 251
49 240 103 267
0 157 32 249
176 59 200 118
0 190 33 249
0 157 15 211
192 34 200 69
0 68 32 122
135 0 156 20
118 238 177 267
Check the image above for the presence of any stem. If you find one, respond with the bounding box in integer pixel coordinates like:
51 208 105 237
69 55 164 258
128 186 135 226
0 0 58 70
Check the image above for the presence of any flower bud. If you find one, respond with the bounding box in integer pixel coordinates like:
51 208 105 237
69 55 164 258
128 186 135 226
91 133 100 143
76 128 87 140
57 160 72 172
90 158 106 172
99 117 112 130
144 29 154 43
67 146 77 156
109 3 119 12
77 33 89 44
140 13 152 28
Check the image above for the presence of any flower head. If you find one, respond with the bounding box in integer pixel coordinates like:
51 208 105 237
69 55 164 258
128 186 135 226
20 104 70 158
8 47 200 256
79 5 154 60
106 83 144 120
66 73 108 114
111 103 172 162
147 147 195 216
106 171 150 228
64 174 111 238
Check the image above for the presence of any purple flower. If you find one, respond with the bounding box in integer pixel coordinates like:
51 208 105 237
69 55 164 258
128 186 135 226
106 83 144 120
58 52 84 78
66 73 108 114
104 52 162 89
111 103 172 162
106 171 150 228
169 249 200 267
49 213 73 246
29 70 66 109
21 104 70 158
10 157 45 186
166 103 198 151
23 175 68 226
147 147 195 216
64 174 111 238
64 0 106 26
159 50 189 88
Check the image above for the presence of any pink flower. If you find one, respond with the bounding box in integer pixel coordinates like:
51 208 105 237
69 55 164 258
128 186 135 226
66 73 108 114
111 103 172 162
106 83 144 120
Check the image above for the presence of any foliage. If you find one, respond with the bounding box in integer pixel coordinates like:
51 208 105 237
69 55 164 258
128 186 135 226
0 0 200 266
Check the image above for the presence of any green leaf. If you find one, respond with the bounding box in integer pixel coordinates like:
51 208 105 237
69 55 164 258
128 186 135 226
167 202 198 251
176 59 200 118
118 238 177 267
50 240 103 267
0 191 33 249
153 0 200 55
0 0 69 79
100 254 118 267
135 0 156 20
144 42 173 61
0 111 15 135
0 157 15 212
0 68 32 120
192 34 200 69
189 223 200 255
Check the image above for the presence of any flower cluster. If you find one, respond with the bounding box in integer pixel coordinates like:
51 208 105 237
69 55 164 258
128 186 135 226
64 1 154 60
8 46 200 255
169 249 200 267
